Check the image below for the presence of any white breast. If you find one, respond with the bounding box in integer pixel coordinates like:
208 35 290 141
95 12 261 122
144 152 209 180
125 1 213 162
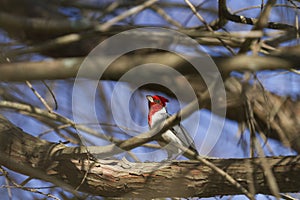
149 107 168 128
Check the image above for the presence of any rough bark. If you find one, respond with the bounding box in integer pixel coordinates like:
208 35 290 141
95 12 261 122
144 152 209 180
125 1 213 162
0 115 299 198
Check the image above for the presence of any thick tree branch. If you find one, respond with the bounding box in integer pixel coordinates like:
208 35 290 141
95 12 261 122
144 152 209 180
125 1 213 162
0 114 300 198
0 52 299 82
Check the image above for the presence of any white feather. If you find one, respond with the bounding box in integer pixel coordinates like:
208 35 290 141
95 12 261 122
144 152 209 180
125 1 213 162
150 108 195 157
149 107 168 128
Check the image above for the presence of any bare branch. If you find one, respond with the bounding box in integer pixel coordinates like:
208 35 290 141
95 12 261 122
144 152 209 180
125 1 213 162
1 114 300 198
0 52 299 82
238 0 276 53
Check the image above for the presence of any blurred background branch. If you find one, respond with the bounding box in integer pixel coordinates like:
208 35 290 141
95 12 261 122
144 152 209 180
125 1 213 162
0 0 299 199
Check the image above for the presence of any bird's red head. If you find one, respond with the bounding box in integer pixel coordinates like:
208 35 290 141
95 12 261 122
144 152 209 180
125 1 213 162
146 95 169 108
146 95 169 127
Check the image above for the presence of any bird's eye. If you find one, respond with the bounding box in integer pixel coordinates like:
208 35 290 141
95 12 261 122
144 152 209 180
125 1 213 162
154 99 160 103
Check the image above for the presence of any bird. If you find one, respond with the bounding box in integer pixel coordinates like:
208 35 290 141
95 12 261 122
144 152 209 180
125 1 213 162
146 95 199 159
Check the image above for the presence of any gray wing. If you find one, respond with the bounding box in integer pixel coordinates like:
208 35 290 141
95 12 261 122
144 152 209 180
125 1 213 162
167 114 199 155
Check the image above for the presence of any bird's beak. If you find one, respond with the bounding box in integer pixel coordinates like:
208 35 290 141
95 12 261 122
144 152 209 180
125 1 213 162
146 95 153 102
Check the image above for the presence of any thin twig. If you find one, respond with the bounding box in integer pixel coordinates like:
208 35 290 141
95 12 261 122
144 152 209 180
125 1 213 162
42 81 58 110
0 166 62 200
150 5 182 28
0 100 114 142
244 86 281 199
96 0 159 32
185 0 235 55
239 0 276 54
25 81 53 113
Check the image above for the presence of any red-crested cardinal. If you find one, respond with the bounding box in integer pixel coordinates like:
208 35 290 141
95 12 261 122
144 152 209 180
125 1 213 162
146 95 199 159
